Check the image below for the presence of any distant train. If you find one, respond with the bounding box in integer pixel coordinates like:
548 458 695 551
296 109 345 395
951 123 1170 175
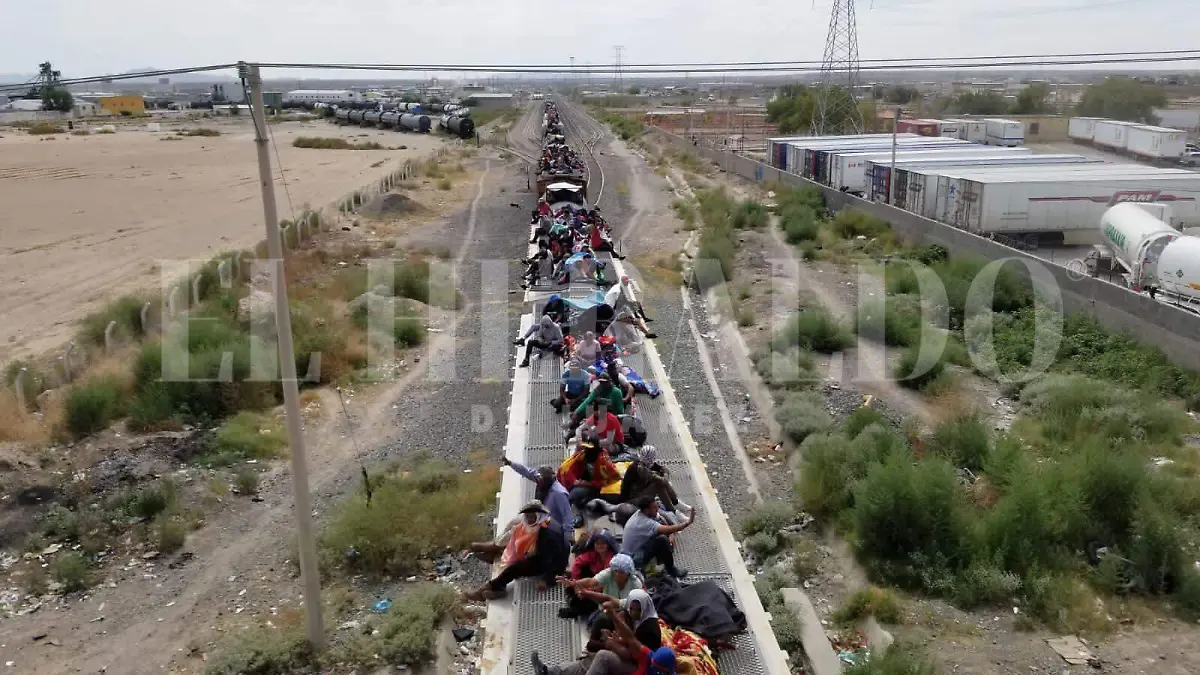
331 104 473 139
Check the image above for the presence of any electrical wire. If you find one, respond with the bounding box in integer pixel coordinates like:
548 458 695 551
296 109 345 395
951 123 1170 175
0 63 237 93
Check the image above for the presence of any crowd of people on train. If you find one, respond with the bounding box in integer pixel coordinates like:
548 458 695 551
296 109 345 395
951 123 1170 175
462 113 746 675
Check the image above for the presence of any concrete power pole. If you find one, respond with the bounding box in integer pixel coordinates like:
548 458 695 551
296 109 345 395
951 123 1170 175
240 61 325 651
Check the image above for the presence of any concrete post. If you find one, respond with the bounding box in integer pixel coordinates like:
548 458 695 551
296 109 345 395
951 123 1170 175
104 320 118 354
168 287 180 318
237 252 250 280
282 224 292 249
140 301 152 334
191 274 203 306
62 343 75 382
218 260 231 287
13 367 28 412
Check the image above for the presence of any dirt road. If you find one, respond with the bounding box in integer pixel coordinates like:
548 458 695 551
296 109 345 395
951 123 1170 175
0 119 440 361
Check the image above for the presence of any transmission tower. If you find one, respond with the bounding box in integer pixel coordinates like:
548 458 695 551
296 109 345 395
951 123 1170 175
613 46 624 92
811 0 864 136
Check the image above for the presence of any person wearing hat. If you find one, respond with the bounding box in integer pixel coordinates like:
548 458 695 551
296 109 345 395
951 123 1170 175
503 456 573 546
543 293 570 325
464 499 568 602
557 433 620 527
553 358 591 414
532 597 676 675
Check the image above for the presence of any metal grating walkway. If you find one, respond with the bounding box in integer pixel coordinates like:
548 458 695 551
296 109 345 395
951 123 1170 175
500 249 772 675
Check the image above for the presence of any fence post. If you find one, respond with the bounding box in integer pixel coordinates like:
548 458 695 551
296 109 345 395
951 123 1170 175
191 274 203 306
14 367 28 412
62 343 75 382
168 287 180 318
140 301 152 334
104 320 118 354
218 259 231 287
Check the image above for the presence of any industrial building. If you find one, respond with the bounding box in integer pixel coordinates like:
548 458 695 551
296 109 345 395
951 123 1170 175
463 92 513 111
98 95 145 116
284 90 363 104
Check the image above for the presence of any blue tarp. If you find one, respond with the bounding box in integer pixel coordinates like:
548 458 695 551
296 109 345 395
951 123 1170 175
562 291 607 312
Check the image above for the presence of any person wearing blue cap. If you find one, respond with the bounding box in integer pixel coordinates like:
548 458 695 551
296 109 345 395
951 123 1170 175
543 294 569 325
531 598 676 675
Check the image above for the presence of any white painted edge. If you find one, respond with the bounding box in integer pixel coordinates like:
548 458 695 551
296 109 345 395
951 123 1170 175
613 259 791 675
480 311 534 675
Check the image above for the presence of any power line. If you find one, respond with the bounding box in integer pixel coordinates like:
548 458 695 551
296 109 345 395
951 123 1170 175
0 63 237 93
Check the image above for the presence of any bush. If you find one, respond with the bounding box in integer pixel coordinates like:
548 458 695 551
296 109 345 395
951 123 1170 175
204 626 313 675
744 531 783 559
893 346 946 391
740 500 795 538
792 539 821 580
780 204 821 243
393 317 425 347
293 136 383 150
843 648 936 675
755 566 797 610
336 585 460 667
696 227 736 287
770 602 804 656
156 518 188 553
79 295 148 345
181 128 220 137
856 297 922 347
953 563 1022 608
833 586 903 624
203 412 287 467
437 178 453 190
669 198 696 226
852 456 968 589
235 469 261 496
756 349 816 390
928 414 991 472
1020 375 1188 445
64 375 128 437
775 392 832 444
731 199 769 229
831 209 891 239
981 462 1085 575
50 553 92 593
41 505 81 540
798 425 905 520
319 460 498 577
118 481 178 521
774 310 853 353
843 407 890 439
27 122 64 135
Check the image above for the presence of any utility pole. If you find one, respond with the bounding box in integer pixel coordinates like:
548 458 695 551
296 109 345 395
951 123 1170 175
240 61 325 651
613 46 624 92
888 105 899 204
812 0 864 135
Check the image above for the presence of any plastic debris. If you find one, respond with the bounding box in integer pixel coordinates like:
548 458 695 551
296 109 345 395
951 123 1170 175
372 598 393 613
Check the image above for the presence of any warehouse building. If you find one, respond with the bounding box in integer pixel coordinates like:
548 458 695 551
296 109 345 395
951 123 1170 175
98 95 145 116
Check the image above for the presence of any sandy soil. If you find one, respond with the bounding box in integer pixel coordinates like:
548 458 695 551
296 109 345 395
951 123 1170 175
0 119 443 361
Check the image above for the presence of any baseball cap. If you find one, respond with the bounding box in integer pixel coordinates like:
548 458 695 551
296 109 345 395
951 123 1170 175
649 647 676 674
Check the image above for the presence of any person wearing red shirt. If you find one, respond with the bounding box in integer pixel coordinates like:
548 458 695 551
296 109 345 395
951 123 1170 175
531 600 677 675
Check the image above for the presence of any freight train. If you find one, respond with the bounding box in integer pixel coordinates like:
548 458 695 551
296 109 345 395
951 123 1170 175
330 101 474 139
538 101 587 209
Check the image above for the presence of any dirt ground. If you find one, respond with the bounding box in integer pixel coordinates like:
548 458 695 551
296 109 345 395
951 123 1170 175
0 118 441 362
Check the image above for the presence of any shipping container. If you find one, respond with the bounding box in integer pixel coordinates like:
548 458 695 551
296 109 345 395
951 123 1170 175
932 168 1200 242
1126 124 1188 160
877 154 1101 208
830 146 1029 193
984 118 1024 146
817 138 971 185
897 119 940 136
930 119 962 138
1067 116 1101 142
792 136 960 180
1093 120 1140 150
944 118 987 142
766 134 901 170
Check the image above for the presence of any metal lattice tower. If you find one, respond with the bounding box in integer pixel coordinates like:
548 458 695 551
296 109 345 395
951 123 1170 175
811 0 864 136
613 45 624 92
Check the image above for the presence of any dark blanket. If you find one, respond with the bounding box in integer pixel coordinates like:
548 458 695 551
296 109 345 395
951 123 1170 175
647 576 747 641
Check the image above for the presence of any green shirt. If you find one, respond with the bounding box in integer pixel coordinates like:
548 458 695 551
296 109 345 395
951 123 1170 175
594 568 643 600
574 386 625 416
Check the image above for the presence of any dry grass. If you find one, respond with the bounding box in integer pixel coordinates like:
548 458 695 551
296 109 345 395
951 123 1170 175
0 390 51 443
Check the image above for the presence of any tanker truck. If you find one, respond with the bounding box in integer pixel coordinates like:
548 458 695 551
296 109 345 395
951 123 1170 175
1155 236 1200 310
1097 203 1180 290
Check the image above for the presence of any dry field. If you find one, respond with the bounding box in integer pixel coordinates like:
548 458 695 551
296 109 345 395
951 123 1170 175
0 118 444 361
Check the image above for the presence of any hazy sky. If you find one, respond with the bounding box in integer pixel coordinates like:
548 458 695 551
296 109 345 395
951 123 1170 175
1 0 1195 78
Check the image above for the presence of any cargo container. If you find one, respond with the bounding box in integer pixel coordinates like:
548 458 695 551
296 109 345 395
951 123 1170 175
792 136 962 181
1093 119 1139 150
1068 116 1101 142
766 134 899 170
814 138 970 185
877 154 1101 208
896 119 940 136
931 119 962 138
984 118 1024 146
829 146 1030 193
932 168 1200 244
1126 124 1188 160
1099 203 1180 289
945 119 987 143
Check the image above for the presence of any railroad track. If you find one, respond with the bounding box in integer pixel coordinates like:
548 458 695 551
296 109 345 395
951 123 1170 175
555 97 606 207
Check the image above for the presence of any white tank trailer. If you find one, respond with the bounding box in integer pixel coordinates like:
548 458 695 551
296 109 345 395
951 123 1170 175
1156 236 1200 303
1099 203 1180 289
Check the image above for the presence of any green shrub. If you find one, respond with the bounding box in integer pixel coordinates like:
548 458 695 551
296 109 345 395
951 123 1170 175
204 626 313 675
27 122 64 135
79 295 146 345
235 469 261 496
843 407 890 439
696 227 736 287
843 648 936 675
740 500 795 538
831 209 891 239
293 136 383 150
390 259 463 309
952 563 1022 608
774 310 853 353
981 462 1085 575
756 349 816 390
181 127 220 137
117 481 178 521
775 392 832 444
669 198 696 226
780 204 821 243
319 461 498 577
50 553 92 593
393 317 425 347
1020 375 1188 445
41 505 81 540
731 199 769 229
852 456 968 589
755 566 797 610
792 539 822 580
203 412 287 467
64 375 128 437
798 425 904 520
769 602 804 656
855 297 922 347
928 414 991 472
744 531 783 559
833 586 903 624
893 346 946 391
437 178 453 190
335 585 460 667
156 518 188 553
